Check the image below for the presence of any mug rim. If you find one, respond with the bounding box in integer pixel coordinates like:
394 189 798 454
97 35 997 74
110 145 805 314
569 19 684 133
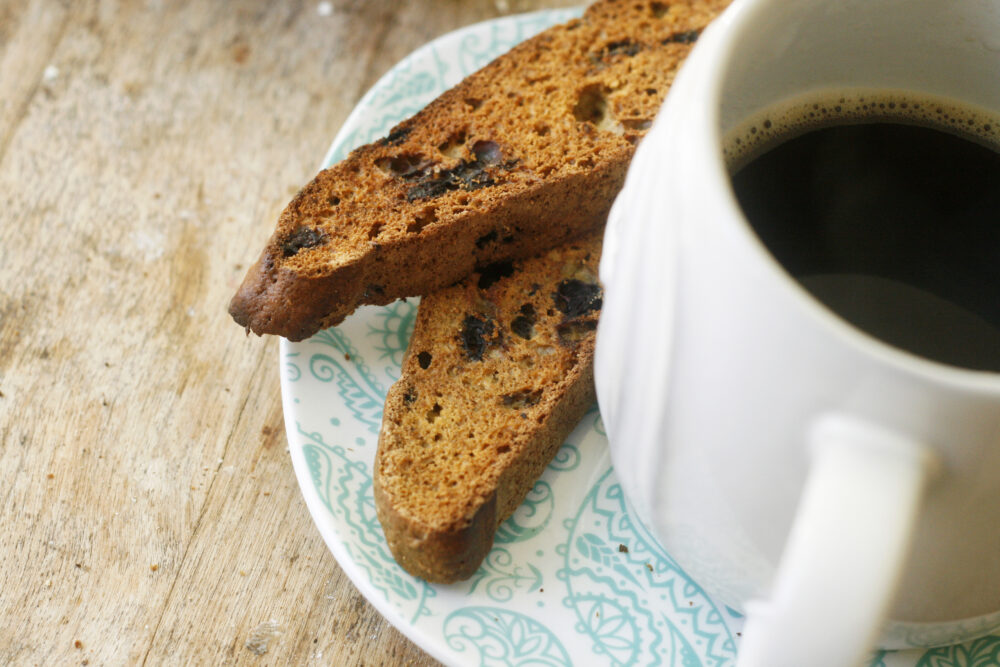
691 0 1000 395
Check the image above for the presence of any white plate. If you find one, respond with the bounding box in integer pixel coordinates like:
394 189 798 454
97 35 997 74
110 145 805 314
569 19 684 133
281 9 1000 667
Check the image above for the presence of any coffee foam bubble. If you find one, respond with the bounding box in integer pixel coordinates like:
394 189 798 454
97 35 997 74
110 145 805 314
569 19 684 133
723 89 1000 173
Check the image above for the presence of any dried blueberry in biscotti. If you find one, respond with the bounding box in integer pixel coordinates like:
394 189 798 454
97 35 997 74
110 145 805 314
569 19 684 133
373 232 603 583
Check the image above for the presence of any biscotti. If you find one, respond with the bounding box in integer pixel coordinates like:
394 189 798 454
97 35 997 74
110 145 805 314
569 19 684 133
230 0 729 341
373 234 603 583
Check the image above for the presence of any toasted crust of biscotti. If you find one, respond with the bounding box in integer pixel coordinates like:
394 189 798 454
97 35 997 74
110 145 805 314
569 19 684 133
230 0 728 340
374 234 603 583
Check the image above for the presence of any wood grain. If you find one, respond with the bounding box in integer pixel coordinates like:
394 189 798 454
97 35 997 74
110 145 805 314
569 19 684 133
0 0 577 664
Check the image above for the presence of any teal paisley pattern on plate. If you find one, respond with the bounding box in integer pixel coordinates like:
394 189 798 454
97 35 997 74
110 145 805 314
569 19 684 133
444 607 572 667
282 9 1000 666
869 651 888 667
307 328 385 435
494 480 555 544
591 407 607 438
547 442 581 473
467 547 544 602
915 636 1000 667
368 300 418 377
297 422 435 624
557 468 737 666
284 351 301 382
455 10 579 75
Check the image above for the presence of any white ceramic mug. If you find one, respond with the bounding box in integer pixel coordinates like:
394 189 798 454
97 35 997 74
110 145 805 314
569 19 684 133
595 0 1000 665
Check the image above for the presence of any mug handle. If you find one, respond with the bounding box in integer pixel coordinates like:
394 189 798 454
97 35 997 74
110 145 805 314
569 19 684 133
737 414 939 667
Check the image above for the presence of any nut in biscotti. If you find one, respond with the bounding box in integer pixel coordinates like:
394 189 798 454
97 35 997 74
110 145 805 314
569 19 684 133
229 0 730 341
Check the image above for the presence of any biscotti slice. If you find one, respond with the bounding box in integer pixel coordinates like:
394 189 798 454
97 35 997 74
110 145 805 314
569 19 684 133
230 0 728 340
373 233 603 583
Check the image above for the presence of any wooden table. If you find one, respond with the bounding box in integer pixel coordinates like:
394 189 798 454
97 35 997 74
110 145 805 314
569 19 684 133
0 1 577 663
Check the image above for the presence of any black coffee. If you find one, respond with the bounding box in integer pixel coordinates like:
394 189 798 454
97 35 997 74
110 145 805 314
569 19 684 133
728 92 1000 372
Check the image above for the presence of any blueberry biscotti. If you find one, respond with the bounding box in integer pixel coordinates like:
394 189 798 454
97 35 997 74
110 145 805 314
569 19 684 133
230 0 728 340
374 234 602 583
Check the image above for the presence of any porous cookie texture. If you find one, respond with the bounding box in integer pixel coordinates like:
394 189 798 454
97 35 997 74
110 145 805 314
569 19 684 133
374 234 603 583
230 0 729 340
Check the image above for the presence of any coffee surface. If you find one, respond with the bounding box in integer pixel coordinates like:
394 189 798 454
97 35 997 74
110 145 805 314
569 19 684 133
727 91 1000 372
